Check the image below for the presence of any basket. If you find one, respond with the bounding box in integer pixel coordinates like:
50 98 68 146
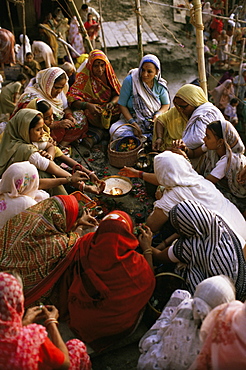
108 123 142 168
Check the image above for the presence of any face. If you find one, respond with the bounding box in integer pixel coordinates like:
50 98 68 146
141 62 157 85
43 107 54 127
51 78 67 98
88 14 93 21
203 128 220 150
26 55 33 63
173 96 195 118
29 118 44 142
92 60 106 78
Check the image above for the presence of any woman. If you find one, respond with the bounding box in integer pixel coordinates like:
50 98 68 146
0 162 49 229
110 54 170 140
0 272 91 369
68 16 85 58
0 192 98 294
210 79 234 111
32 40 56 68
138 275 236 370
142 199 246 301
64 210 155 352
153 84 224 164
84 13 100 43
16 34 32 64
119 151 246 242
190 300 246 369
233 69 246 102
0 28 15 65
0 73 27 115
67 49 121 146
0 109 89 195
13 67 87 147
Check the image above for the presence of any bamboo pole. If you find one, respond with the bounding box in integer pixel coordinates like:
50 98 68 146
67 0 93 53
6 0 15 35
192 0 207 96
235 38 245 98
98 0 107 55
21 0 26 65
135 0 144 63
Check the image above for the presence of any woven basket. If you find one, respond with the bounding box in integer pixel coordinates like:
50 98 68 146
108 123 142 168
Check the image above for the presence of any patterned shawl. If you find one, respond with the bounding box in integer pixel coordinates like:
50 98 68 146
0 272 47 369
169 200 246 301
12 67 68 119
130 54 168 122
198 119 246 198
67 49 121 106
0 109 41 177
0 195 80 292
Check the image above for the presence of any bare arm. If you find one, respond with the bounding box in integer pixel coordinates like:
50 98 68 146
146 207 168 233
46 161 73 178
152 104 170 122
118 167 159 185
152 119 164 151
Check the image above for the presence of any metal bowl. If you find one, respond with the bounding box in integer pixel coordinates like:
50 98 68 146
102 176 133 197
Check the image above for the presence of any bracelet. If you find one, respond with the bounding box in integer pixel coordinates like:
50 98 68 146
143 248 153 255
44 318 58 327
79 182 85 192
139 171 144 179
80 101 87 110
128 118 135 125
65 112 73 118
88 171 95 177
66 176 72 183
156 137 163 141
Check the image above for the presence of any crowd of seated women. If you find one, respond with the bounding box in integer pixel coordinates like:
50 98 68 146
0 47 246 369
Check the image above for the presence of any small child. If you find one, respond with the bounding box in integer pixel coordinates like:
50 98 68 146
23 52 41 79
224 97 239 125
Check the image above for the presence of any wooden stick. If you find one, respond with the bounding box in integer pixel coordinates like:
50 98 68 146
98 0 107 55
135 0 144 63
6 0 15 35
192 0 207 97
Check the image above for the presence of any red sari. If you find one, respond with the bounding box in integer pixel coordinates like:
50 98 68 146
67 211 155 352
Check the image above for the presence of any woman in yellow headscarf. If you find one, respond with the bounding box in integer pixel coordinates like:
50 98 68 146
152 84 224 154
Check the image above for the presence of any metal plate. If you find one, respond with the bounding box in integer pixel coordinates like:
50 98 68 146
102 176 133 197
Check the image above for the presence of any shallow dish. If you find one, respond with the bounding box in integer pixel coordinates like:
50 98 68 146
102 176 133 197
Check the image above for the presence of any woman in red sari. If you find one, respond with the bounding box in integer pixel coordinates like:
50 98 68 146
0 272 91 370
66 211 155 352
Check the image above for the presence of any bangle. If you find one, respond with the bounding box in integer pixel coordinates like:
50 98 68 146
44 318 58 327
80 101 87 110
128 118 135 125
157 137 163 141
65 112 73 118
66 176 72 183
139 171 144 179
79 182 85 192
88 171 95 177
143 248 153 255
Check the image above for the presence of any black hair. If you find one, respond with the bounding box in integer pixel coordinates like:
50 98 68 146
16 73 27 81
26 52 33 57
36 100 51 114
81 4 88 9
230 98 238 105
29 114 42 130
229 69 234 74
54 73 67 83
207 120 223 139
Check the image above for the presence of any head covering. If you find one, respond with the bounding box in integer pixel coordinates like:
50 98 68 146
0 272 47 369
0 195 80 293
18 67 68 119
169 199 246 300
56 194 79 232
193 275 235 324
68 210 155 350
175 84 208 107
138 54 167 87
210 79 234 107
0 109 41 177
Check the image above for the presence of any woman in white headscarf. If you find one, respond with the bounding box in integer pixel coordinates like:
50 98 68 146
110 54 170 140
16 34 32 64
138 275 236 370
0 162 49 228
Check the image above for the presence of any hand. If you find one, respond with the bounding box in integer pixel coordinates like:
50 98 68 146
118 166 139 178
59 119 75 129
89 172 101 184
133 125 142 138
152 138 163 151
172 139 186 151
42 305 59 320
22 306 46 326
48 137 57 146
171 148 188 159
138 225 153 251
237 166 246 184
66 114 77 125
84 182 105 194
86 103 102 116
71 170 89 183
76 208 99 228
106 102 114 111
39 150 53 160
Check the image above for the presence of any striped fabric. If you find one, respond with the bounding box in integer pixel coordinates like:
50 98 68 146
169 200 246 301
